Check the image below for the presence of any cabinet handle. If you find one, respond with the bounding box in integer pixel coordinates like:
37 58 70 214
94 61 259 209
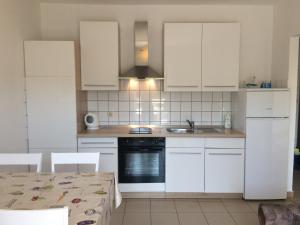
208 153 242 156
204 85 236 88
168 85 199 88
169 152 202 155
84 84 116 87
101 153 114 155
81 142 115 145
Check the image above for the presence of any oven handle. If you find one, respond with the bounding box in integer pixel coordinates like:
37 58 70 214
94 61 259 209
119 148 165 152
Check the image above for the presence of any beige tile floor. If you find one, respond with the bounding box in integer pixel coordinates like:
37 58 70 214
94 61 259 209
111 171 300 225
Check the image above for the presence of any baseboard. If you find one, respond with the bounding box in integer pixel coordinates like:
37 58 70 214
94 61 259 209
287 191 294 200
122 192 243 199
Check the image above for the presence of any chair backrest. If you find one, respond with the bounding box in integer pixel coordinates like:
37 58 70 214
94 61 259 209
0 153 42 172
51 152 100 172
0 206 68 225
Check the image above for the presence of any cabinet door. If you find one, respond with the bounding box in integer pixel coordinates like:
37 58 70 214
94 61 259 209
166 148 204 192
26 77 77 149
24 41 75 77
205 149 244 193
80 21 119 90
202 23 240 92
78 148 118 176
164 23 202 92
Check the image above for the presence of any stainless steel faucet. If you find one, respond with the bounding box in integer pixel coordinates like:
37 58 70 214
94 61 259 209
186 120 195 130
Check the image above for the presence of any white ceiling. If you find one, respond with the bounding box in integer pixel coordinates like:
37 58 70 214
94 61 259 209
40 0 279 5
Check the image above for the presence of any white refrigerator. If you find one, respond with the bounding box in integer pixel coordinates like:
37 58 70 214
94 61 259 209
233 89 290 199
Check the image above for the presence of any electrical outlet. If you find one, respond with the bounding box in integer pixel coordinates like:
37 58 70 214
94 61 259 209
107 112 113 117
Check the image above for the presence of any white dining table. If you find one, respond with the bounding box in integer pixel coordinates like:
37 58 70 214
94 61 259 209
0 172 121 225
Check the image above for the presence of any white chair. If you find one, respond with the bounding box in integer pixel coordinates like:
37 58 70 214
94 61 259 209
0 206 68 225
51 152 100 172
0 153 42 172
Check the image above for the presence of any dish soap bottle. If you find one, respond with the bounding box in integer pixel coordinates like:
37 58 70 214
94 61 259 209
224 113 231 129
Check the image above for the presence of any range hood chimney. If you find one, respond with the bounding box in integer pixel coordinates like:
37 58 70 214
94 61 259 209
120 21 163 80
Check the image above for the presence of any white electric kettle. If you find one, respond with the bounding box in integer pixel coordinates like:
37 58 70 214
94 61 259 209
84 113 99 130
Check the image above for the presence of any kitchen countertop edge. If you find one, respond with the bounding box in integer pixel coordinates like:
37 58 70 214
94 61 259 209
77 126 245 138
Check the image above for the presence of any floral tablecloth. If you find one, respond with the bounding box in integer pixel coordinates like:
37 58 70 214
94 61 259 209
0 172 121 225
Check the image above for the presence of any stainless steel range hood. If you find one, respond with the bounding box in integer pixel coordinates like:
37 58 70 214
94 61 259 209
120 22 163 80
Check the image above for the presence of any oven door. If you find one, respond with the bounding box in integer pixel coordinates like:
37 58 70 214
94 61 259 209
118 147 165 183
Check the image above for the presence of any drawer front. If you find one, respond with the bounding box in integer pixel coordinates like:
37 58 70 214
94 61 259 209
166 147 204 154
78 137 117 148
205 138 245 149
166 138 204 148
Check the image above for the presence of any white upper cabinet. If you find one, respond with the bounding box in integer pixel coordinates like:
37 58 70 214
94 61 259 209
164 23 203 92
24 41 75 77
80 21 119 90
164 23 240 92
202 23 240 92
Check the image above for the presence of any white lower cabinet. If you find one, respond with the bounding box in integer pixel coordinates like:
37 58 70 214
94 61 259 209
77 137 118 176
78 148 118 175
166 137 245 193
205 148 244 193
166 148 205 192
166 138 205 192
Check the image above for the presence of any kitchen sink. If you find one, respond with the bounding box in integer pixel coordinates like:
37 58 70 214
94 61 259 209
166 128 194 133
166 127 224 134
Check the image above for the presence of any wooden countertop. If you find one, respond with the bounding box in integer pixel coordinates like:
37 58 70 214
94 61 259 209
78 126 245 138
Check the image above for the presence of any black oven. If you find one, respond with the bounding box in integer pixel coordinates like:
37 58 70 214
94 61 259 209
118 137 165 183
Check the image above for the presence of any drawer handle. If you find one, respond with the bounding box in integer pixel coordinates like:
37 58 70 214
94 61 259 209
168 85 199 88
81 142 115 145
84 84 116 87
204 85 236 88
101 153 114 155
169 152 202 155
208 153 242 156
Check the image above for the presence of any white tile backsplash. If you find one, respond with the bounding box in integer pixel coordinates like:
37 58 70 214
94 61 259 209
87 80 232 126
212 102 223 111
192 92 202 101
140 91 150 101
87 101 97 111
87 91 98 100
108 101 118 111
191 102 201 111
98 101 109 111
202 92 213 101
109 91 119 101
118 91 129 101
140 101 150 111
213 92 223 101
181 92 192 101
181 102 192 112
119 101 130 111
98 91 108 101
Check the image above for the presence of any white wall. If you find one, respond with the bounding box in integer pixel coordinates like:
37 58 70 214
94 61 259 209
0 0 41 153
40 3 274 85
272 0 300 85
271 0 292 86
272 0 300 192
